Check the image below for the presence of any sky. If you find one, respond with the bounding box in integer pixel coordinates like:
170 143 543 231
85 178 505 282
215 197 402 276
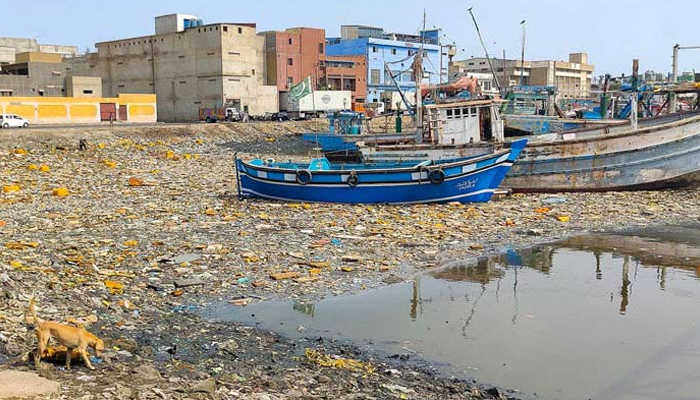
3 0 699 77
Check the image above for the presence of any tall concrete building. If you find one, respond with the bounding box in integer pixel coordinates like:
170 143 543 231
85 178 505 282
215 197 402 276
452 53 595 98
260 27 367 105
68 14 278 121
326 25 449 106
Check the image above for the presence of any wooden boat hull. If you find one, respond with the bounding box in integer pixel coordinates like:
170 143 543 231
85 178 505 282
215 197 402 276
504 115 626 135
504 112 700 192
236 140 527 204
361 112 700 192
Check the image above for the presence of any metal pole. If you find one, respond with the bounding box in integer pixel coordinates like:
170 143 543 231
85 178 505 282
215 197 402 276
468 7 501 91
415 9 426 140
672 44 679 83
502 49 507 90
671 45 679 113
519 20 526 86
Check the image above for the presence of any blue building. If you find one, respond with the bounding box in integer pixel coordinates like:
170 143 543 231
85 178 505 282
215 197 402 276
327 25 447 106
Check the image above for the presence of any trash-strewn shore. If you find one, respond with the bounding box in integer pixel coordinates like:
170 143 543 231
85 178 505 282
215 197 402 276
1 121 699 399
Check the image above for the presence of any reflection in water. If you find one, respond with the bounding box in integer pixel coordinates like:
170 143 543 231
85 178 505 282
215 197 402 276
293 302 315 318
595 250 603 280
207 225 700 400
620 255 631 315
434 229 700 316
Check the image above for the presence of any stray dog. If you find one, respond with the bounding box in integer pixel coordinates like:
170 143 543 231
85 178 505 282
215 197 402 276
28 297 104 370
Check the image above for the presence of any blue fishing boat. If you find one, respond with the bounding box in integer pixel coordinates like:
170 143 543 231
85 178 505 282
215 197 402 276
235 139 527 204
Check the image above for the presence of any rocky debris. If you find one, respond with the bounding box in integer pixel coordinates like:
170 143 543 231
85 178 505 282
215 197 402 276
1 122 699 400
132 364 163 382
0 370 60 399
191 377 217 394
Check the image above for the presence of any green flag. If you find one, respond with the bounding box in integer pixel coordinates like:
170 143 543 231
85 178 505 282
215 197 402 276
290 76 312 100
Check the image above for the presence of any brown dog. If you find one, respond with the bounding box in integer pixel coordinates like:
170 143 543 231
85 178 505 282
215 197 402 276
28 297 104 370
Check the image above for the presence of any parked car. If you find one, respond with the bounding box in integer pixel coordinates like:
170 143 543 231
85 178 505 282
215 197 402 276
270 112 290 121
0 114 30 128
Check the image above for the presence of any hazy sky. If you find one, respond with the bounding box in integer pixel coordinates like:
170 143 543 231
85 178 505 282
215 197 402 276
4 0 698 77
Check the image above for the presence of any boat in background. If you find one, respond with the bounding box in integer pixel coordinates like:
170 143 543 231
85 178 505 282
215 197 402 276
235 139 527 204
504 110 700 192
500 85 625 135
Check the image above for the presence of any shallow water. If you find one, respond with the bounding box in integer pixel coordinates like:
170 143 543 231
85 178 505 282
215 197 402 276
203 225 700 400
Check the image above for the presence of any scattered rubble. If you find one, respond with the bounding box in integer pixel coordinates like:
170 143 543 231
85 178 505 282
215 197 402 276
0 121 699 399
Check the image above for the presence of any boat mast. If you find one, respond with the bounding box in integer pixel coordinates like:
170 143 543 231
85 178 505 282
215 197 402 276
415 9 426 141
468 7 501 91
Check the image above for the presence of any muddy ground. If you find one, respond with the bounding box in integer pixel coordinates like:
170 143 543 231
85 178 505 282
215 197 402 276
1 120 699 399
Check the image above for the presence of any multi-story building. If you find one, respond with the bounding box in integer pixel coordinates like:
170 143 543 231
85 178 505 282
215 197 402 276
452 53 595 98
0 52 156 125
0 37 78 66
67 13 278 121
260 27 367 106
326 25 449 106
260 27 325 91
0 52 102 98
450 57 532 88
323 55 367 104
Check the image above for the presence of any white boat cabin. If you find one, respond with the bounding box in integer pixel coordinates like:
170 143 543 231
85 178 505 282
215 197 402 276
423 100 504 145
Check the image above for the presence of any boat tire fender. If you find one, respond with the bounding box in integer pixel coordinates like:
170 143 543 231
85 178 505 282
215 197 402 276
347 171 359 187
429 168 445 185
296 169 313 185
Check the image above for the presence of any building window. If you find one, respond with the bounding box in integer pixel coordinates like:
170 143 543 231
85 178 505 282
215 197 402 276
289 38 293 45
223 26 228 32
287 77 293 87
370 69 380 85
287 58 293 66
319 43 324 54
229 52 240 56
372 46 378 53
391 49 397 55
252 69 255 75
238 27 243 34
83 90 93 95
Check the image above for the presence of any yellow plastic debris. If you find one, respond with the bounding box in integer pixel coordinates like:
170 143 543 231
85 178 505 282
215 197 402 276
304 349 375 374
39 165 50 172
103 159 117 168
128 177 144 187
104 280 125 294
52 187 69 197
3 185 20 193
5 241 39 250
27 164 38 170
557 215 571 222
13 148 27 155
